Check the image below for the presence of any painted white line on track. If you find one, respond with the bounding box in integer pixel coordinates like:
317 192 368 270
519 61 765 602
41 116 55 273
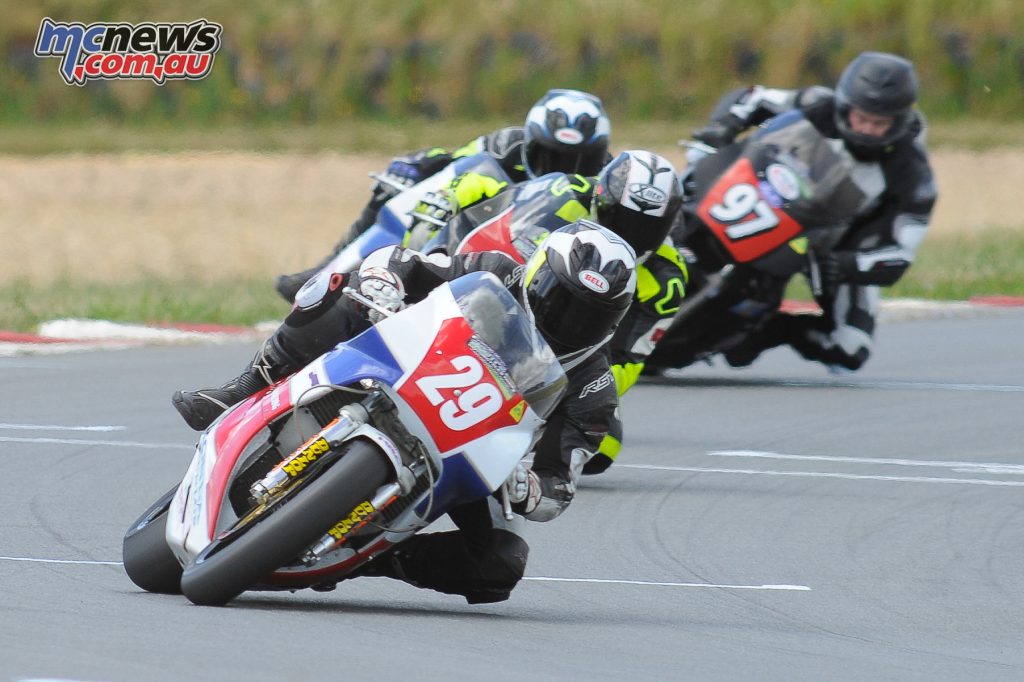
709 450 1024 474
0 436 192 450
523 577 810 591
741 376 1024 393
0 556 808 591
0 423 126 432
0 556 122 566
616 464 1024 487
776 379 1024 393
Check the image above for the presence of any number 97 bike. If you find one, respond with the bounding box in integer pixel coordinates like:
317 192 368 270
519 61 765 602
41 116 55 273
644 109 869 372
122 272 566 606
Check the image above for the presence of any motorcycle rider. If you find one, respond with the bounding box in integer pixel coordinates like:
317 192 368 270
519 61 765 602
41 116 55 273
581 151 687 474
173 221 636 603
274 88 613 300
686 51 936 371
399 148 688 475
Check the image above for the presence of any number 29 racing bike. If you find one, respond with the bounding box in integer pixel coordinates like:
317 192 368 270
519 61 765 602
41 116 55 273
122 272 566 606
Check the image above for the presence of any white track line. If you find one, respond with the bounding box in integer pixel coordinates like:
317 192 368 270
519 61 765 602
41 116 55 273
0 557 809 591
616 464 1024 487
0 423 126 432
0 436 192 450
777 379 1024 393
0 556 122 566
709 450 1024 474
523 577 809 591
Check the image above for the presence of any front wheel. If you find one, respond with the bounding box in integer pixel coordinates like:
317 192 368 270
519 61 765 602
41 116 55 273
122 486 184 594
180 440 392 606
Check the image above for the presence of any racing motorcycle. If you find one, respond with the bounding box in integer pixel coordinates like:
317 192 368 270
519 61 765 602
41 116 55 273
643 109 866 371
123 272 566 606
310 153 513 281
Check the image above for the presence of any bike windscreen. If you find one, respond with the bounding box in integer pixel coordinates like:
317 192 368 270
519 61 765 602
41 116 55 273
448 272 567 419
435 172 583 263
745 110 866 226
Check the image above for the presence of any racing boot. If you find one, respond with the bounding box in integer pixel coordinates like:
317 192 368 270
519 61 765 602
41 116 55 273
354 528 528 604
171 336 301 431
723 313 803 367
274 265 322 302
275 192 391 301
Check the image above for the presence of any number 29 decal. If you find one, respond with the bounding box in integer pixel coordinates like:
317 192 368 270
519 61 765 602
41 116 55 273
414 355 502 431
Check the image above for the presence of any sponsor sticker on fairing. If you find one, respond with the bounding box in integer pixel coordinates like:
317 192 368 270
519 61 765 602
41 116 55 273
765 163 802 201
34 17 222 86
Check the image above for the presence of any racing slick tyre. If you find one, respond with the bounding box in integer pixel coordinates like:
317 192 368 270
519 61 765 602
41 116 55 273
180 440 391 606
123 486 184 594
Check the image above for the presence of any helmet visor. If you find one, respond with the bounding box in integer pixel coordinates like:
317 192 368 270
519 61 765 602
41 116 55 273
525 143 606 178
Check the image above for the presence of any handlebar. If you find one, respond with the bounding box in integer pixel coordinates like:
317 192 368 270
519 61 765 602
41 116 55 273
342 286 397 320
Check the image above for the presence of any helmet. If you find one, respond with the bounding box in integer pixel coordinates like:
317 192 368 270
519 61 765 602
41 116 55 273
522 89 611 179
521 220 636 366
834 51 919 150
591 150 682 260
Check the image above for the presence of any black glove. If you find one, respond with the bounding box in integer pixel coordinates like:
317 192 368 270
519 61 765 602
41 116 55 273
692 115 744 149
818 251 857 300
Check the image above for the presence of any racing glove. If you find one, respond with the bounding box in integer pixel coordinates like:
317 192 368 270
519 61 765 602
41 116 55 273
356 266 406 323
411 189 457 227
818 251 858 300
692 115 744 149
504 462 542 516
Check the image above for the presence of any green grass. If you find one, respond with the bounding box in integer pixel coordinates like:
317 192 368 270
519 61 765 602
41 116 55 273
2 229 1021 334
782 228 1024 302
0 277 290 334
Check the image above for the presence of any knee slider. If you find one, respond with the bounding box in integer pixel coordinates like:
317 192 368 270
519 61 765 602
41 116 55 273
481 529 529 588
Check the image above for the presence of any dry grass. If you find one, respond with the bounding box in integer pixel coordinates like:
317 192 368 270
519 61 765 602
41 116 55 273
0 148 1020 285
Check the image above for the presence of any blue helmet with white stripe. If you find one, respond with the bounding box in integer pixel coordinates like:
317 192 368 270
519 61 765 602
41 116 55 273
522 89 611 179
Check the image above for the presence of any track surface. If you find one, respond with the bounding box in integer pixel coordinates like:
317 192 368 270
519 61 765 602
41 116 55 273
2 309 1023 681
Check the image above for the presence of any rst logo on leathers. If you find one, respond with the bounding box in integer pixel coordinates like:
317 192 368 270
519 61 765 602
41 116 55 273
34 17 222 85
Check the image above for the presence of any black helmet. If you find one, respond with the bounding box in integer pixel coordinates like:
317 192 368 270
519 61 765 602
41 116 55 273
834 51 919 150
591 150 682 260
522 89 611 179
522 220 636 366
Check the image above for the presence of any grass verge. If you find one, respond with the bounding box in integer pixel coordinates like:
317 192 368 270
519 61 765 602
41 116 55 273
1 229 1021 334
3 119 1024 155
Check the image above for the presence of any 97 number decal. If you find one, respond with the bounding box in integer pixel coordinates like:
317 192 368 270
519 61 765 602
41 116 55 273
708 183 779 240
415 355 502 431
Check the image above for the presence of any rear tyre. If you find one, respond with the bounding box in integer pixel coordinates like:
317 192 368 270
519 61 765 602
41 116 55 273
122 486 184 594
180 441 391 606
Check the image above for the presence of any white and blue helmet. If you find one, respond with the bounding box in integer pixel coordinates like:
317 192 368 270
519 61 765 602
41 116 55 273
522 89 611 179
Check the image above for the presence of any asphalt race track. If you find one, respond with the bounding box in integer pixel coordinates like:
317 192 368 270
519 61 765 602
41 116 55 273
2 308 1022 681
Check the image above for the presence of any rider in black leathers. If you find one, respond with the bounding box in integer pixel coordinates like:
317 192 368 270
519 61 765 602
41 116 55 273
686 51 937 371
173 221 636 603
275 88 613 300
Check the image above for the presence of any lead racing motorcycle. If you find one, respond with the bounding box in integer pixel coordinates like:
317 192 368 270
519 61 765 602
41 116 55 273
643 110 867 371
301 153 513 284
123 272 566 606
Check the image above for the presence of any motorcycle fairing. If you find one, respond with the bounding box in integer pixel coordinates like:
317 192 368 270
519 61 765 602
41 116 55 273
697 157 803 263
